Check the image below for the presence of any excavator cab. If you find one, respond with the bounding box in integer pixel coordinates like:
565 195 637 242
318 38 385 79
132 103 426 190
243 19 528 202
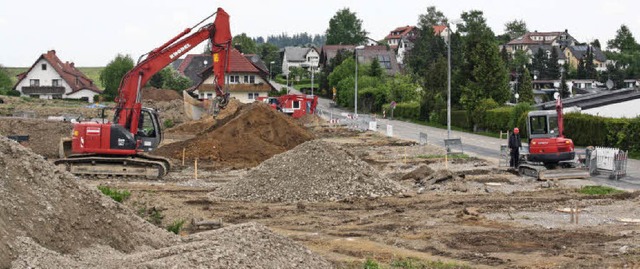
136 108 163 152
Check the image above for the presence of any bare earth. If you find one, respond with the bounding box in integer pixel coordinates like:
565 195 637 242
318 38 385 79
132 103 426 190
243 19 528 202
1 98 639 268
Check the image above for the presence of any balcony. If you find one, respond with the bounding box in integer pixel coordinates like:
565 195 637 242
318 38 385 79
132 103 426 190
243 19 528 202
21 86 65 95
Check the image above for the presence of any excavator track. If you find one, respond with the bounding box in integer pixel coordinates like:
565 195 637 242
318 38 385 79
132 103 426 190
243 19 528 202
54 153 171 179
518 163 590 181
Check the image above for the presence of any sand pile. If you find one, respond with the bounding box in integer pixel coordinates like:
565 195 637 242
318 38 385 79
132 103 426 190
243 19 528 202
165 98 244 135
0 118 72 158
214 140 406 203
0 136 175 268
1 136 332 268
155 102 314 169
297 113 325 126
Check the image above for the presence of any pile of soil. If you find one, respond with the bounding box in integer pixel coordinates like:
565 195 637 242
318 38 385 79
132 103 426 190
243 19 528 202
213 140 406 203
1 137 332 268
155 102 314 169
0 118 73 158
165 98 245 135
141 87 181 102
297 113 325 126
0 136 175 268
143 99 189 127
11 223 333 268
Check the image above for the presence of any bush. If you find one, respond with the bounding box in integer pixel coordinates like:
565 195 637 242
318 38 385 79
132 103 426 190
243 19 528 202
163 119 174 128
483 107 512 133
97 186 131 203
7 90 21 96
167 219 186 234
564 113 640 155
578 186 623 195
472 98 499 130
383 101 420 120
437 110 471 130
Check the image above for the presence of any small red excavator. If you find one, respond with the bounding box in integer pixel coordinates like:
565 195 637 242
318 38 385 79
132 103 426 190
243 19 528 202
517 93 589 180
55 8 232 178
256 94 318 119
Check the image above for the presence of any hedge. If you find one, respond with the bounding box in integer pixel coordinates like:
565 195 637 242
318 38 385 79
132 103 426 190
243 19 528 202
436 110 471 130
565 113 640 154
382 102 420 119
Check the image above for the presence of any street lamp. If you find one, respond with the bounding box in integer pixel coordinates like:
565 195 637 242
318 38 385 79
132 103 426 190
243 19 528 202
269 61 275 81
446 21 460 140
310 65 315 96
354 45 365 117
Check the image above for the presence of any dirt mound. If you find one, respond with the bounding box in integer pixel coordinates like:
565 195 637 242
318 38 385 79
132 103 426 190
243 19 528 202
11 223 333 269
165 98 245 135
214 140 406 203
297 113 325 126
155 102 314 169
142 99 189 127
0 136 175 268
142 87 181 102
0 118 73 158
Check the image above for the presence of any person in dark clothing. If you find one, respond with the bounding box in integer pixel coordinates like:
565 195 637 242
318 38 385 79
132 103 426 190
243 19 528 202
508 127 522 167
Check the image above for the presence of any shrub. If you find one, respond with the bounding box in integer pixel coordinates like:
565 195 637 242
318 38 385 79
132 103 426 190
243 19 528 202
163 119 174 128
167 219 186 234
383 101 420 120
97 186 131 203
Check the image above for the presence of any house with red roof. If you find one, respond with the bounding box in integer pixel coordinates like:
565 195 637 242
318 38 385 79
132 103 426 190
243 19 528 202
13 50 102 102
386 25 448 65
192 48 275 103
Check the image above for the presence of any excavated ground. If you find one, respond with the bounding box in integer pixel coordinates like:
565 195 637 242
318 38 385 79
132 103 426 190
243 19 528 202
2 97 639 268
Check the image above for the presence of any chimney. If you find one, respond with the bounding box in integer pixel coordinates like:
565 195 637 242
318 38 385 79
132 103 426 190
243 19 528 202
565 29 568 33
48 50 56 56
70 62 75 68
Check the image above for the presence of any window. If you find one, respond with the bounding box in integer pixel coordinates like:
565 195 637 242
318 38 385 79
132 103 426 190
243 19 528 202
229 75 239 83
30 79 40 86
138 110 156 138
248 92 260 100
548 116 559 135
293 101 301 109
41 64 47 70
249 75 255 84
377 55 392 69
243 75 249 83
52 79 61 87
207 93 213 99
530 115 548 135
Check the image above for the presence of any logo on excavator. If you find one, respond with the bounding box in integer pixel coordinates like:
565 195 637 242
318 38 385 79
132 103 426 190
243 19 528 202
170 43 192 59
213 53 219 63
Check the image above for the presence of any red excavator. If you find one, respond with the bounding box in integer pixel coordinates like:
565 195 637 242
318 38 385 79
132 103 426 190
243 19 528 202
517 93 589 180
256 94 318 118
55 8 232 178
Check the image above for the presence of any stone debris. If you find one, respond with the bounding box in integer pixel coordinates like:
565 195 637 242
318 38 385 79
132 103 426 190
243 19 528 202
214 140 406 203
1 136 331 268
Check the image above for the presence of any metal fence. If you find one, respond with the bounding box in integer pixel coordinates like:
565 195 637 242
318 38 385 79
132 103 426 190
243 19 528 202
592 147 628 180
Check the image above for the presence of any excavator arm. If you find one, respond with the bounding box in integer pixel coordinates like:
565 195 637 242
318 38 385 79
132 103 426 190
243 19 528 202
114 7 231 135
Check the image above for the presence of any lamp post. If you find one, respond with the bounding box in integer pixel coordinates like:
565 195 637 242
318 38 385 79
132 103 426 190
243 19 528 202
310 65 315 96
354 45 365 117
269 61 275 81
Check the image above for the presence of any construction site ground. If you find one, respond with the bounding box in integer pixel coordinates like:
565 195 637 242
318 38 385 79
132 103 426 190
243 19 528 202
1 97 639 268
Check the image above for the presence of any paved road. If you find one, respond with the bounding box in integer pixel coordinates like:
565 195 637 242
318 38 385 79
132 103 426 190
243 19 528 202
269 81 640 190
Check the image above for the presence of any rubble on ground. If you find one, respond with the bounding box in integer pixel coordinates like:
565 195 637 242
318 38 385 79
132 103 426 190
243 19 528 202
0 118 73 158
213 140 406 203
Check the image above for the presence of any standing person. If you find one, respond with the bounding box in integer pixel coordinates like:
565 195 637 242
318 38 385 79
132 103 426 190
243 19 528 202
508 127 522 167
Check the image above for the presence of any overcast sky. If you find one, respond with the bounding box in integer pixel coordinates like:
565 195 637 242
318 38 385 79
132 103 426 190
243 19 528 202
1 0 639 67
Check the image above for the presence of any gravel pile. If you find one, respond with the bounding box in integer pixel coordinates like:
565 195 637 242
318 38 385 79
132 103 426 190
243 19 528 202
12 223 334 269
1 136 333 268
214 140 406 203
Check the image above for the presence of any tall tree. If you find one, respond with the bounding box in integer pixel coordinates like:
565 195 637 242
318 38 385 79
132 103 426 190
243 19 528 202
232 33 257 54
560 72 570 98
546 48 560 79
418 6 447 28
518 68 534 103
591 39 601 49
607 25 640 52
531 48 546 78
325 8 367 45
459 10 510 112
100 54 134 101
500 46 510 66
504 19 528 40
576 58 586 79
368 57 383 78
584 46 597 79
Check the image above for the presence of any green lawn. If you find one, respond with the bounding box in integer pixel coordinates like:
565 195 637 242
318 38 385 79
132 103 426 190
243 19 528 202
5 67 104 88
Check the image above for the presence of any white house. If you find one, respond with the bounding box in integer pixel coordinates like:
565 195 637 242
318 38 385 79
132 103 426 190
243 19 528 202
281 47 319 78
13 50 101 102
193 49 275 103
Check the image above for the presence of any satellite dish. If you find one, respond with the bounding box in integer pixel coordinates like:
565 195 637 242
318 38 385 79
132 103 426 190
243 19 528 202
606 79 614 90
553 91 560 100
